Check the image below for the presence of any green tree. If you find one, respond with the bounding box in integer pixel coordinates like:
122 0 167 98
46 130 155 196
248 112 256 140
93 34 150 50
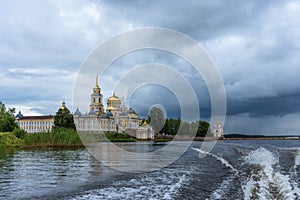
165 118 181 135
54 102 76 130
146 115 151 124
197 121 210 137
0 101 18 132
159 117 210 136
161 118 170 134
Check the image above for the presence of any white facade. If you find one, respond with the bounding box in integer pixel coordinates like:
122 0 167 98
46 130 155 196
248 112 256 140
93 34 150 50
213 121 224 138
16 114 54 133
74 77 152 139
74 113 140 133
136 121 154 140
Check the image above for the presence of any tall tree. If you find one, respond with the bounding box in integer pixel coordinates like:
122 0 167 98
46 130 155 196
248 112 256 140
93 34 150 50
197 121 210 137
165 118 181 135
0 101 18 132
54 101 76 130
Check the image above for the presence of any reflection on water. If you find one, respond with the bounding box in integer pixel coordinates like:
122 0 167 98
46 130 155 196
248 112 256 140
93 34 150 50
0 147 111 199
88 141 191 173
0 143 169 199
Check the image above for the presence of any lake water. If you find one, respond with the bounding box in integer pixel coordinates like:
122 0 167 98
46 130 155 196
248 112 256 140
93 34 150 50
0 140 299 199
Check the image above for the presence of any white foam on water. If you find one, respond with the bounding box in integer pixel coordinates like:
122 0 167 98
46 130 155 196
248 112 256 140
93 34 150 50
277 147 300 151
209 174 235 200
290 149 300 197
242 175 258 200
295 149 300 168
277 146 300 196
256 170 273 200
69 168 191 200
163 174 186 200
192 147 237 172
243 147 297 200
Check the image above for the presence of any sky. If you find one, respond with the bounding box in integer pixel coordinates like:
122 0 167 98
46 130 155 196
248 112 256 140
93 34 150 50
1 0 300 135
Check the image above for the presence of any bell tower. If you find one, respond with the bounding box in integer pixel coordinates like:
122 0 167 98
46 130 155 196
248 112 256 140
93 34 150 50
89 75 104 114
213 121 224 138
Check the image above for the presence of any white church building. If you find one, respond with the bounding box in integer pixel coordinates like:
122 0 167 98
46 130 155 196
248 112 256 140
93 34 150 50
73 76 154 140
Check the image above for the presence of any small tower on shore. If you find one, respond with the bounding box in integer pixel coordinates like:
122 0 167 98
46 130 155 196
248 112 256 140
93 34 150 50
213 121 224 138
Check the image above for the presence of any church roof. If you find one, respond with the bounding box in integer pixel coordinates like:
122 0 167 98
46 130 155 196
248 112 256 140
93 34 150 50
106 110 113 118
142 120 148 126
107 92 121 103
128 107 136 114
18 115 54 120
107 106 115 111
16 111 24 119
89 108 101 115
119 108 137 117
74 108 82 116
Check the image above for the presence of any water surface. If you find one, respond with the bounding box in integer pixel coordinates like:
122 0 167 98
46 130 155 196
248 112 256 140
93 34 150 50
0 140 299 199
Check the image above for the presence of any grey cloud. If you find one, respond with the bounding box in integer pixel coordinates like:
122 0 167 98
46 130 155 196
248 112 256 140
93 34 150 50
224 113 300 135
103 0 282 39
227 91 300 117
1 0 300 135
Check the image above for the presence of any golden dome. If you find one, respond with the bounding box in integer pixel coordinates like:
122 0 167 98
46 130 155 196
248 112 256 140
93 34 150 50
142 120 148 126
107 92 121 103
107 106 115 111
60 100 66 110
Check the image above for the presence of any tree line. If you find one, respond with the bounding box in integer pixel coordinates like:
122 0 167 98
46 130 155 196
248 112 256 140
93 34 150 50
145 107 211 137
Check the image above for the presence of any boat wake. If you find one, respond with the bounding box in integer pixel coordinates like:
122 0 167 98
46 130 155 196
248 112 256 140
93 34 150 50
68 167 192 200
193 146 300 200
192 147 239 200
192 147 237 172
242 147 297 200
209 174 236 200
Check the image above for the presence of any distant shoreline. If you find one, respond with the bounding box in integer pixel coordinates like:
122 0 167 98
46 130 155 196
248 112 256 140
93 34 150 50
223 137 300 140
194 137 300 141
155 135 300 141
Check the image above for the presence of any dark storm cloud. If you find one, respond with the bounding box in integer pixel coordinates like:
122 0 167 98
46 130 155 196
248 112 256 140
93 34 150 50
1 0 300 134
102 49 212 119
100 0 300 122
103 0 282 39
227 91 300 117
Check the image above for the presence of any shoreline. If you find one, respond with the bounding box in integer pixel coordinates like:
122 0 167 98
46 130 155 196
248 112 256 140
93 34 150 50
223 137 300 140
1 136 299 150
